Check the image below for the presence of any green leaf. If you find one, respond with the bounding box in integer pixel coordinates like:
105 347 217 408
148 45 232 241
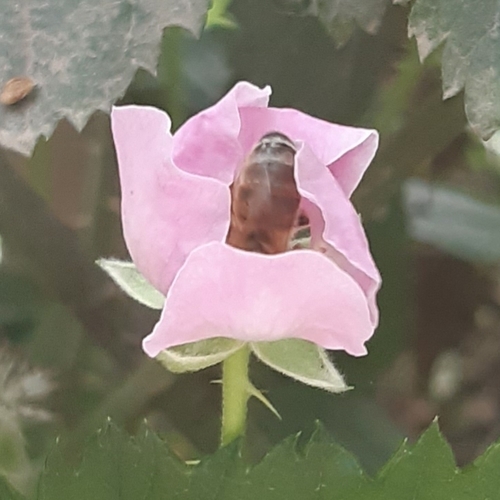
185 445 246 499
30 420 500 499
408 0 500 139
0 475 25 500
156 338 244 373
403 179 500 263
241 426 369 500
97 259 164 309
372 421 457 499
251 339 349 393
205 0 237 29
307 0 390 46
453 440 500 498
0 418 29 476
0 0 211 155
39 423 189 500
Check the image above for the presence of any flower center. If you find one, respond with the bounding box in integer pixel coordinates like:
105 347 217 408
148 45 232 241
226 132 311 254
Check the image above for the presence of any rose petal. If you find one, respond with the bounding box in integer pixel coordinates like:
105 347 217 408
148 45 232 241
295 143 381 325
327 131 379 197
172 82 271 184
143 242 373 357
111 106 231 294
238 107 378 195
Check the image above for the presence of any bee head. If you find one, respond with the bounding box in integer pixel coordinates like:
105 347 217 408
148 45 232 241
255 132 296 153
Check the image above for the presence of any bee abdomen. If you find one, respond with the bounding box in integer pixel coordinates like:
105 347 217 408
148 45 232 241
226 132 302 254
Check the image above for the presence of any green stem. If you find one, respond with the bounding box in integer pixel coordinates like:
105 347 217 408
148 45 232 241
158 27 186 130
221 345 251 447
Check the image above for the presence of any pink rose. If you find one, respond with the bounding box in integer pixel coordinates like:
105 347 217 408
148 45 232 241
111 82 381 358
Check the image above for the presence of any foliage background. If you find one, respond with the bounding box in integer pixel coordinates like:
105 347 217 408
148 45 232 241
2 0 500 496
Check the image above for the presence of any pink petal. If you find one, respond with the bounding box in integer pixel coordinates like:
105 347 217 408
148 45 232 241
238 107 378 195
143 242 373 357
111 106 231 294
172 82 271 184
295 143 381 326
327 131 379 197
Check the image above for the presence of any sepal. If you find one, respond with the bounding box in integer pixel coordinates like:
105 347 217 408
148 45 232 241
97 259 165 310
156 338 244 373
250 339 350 393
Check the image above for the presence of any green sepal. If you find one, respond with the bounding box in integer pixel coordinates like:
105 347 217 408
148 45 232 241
250 339 350 393
97 259 164 310
156 338 244 373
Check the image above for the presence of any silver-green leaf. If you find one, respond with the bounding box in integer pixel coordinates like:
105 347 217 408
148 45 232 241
403 179 500 263
273 0 389 47
0 0 211 155
97 259 164 310
251 339 350 393
156 338 244 373
408 0 500 139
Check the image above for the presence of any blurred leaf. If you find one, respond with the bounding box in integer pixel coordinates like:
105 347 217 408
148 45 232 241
26 302 83 370
0 0 211 155
307 0 389 44
180 32 232 112
0 418 29 478
251 339 349 393
97 259 164 310
409 0 500 139
205 0 237 29
354 196 411 378
157 338 244 373
0 475 24 500
122 28 232 117
274 0 390 46
404 178 500 263
0 271 41 343
222 1 406 125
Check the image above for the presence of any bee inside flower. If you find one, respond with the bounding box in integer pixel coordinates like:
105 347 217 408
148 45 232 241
227 131 311 255
110 81 381 357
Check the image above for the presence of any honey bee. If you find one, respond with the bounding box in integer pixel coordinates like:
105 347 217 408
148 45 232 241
226 131 307 254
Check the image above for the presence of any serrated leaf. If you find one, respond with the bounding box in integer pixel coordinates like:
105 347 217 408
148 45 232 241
373 421 457 499
31 420 500 499
186 444 246 500
452 440 500 499
239 425 368 500
97 259 164 309
39 423 189 500
275 0 389 41
0 0 211 155
307 0 389 45
156 338 244 373
403 179 500 263
408 0 500 138
251 339 349 393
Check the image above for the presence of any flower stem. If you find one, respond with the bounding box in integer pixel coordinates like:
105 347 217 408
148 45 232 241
158 27 186 131
221 345 251 447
